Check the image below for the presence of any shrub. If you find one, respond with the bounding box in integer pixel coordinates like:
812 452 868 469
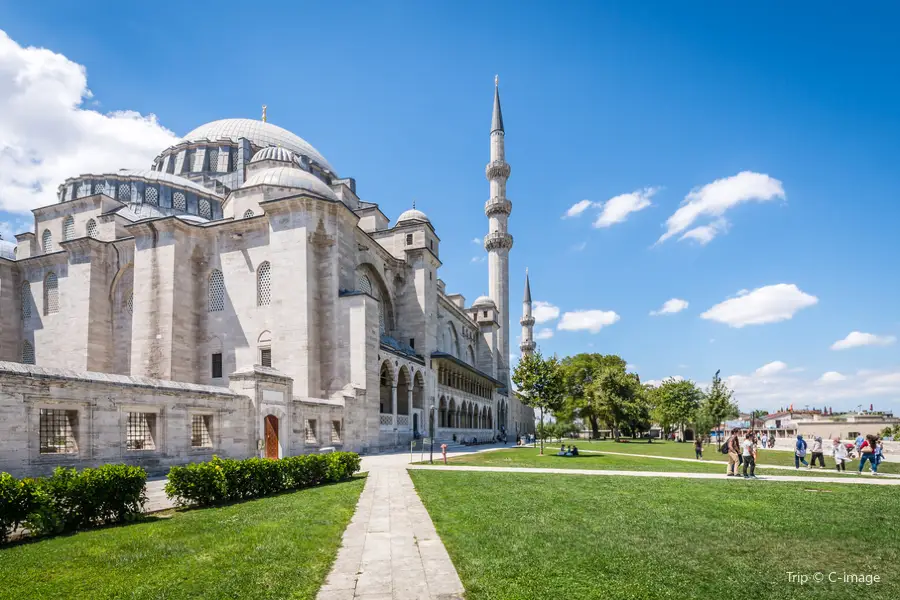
0 473 42 543
166 452 361 507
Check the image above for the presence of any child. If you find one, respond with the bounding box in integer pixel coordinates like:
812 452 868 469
694 437 703 460
832 438 847 472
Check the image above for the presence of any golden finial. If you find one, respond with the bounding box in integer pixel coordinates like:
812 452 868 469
261 105 267 123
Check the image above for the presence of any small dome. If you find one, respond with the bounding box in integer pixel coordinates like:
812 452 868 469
472 295 495 308
241 166 337 201
250 146 298 164
0 238 16 261
397 208 429 224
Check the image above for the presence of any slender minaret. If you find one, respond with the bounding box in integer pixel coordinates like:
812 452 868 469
520 269 535 356
484 75 513 385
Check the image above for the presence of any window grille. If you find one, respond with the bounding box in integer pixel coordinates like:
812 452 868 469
331 421 342 443
126 412 156 451
406 233 413 245
39 409 77 454
230 149 238 171
44 273 59 315
357 274 372 295
42 230 53 253
21 282 31 320
63 216 74 241
260 347 272 368
243 209 254 218
191 414 213 448
199 199 211 219
305 419 317 444
211 353 223 378
208 270 225 312
207 149 219 172
86 219 98 238
124 289 134 315
173 191 186 211
22 341 35 365
94 181 107 195
145 186 159 206
379 302 386 334
257 262 271 306
118 183 131 202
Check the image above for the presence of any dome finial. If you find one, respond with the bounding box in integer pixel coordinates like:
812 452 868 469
261 105 267 123
412 199 416 210
495 74 499 87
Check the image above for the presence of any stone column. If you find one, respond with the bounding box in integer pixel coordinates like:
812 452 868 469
407 388 414 431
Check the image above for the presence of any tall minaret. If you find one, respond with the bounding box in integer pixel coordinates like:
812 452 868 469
484 75 513 385
519 269 535 356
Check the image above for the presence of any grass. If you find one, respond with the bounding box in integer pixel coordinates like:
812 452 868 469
0 476 366 600
410 470 900 600
436 446 881 478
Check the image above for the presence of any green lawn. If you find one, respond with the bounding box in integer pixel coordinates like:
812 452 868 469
438 447 877 478
410 470 900 600
0 477 366 600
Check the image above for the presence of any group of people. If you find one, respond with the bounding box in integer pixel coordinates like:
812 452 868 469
723 430 763 478
556 444 580 457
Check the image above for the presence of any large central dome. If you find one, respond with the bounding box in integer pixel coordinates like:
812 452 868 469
182 118 333 173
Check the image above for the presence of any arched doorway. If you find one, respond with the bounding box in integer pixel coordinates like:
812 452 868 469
413 413 419 435
264 415 279 459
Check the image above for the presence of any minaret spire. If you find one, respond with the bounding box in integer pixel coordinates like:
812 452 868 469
491 75 504 133
520 269 535 356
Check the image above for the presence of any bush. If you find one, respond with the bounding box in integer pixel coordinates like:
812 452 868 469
0 465 147 542
165 452 361 507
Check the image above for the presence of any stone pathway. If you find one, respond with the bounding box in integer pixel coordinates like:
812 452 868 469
316 466 464 600
407 464 900 485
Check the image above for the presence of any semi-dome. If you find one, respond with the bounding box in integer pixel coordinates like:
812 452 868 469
396 208 429 224
241 166 338 201
0 238 15 261
250 146 298 165
182 119 333 173
472 295 495 307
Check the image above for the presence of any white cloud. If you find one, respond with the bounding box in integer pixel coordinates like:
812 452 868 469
649 298 689 316
755 361 788 376
0 217 30 241
558 309 620 333
818 371 847 383
644 375 684 388
471 237 481 244
657 171 785 245
532 301 560 324
470 255 486 263
701 284 818 328
534 328 554 340
830 331 897 351
562 199 593 219
0 30 178 213
571 241 587 252
593 187 658 228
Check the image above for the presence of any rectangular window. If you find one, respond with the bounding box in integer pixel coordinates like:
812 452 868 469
483 310 488 317
126 412 157 451
409 338 415 349
406 233 413 245
331 420 342 443
305 419 318 444
260 348 272 368
430 240 434 250
211 353 223 378
39 409 78 454
191 414 213 448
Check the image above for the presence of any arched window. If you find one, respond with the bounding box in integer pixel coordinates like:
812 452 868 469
62 216 74 241
207 148 219 172
42 230 53 253
77 181 91 198
145 186 159 206
243 209 254 218
208 269 224 312
466 345 476 365
44 272 59 315
86 219 98 238
118 182 131 202
94 181 107 195
173 191 186 211
22 341 35 365
124 289 134 315
21 282 31 320
357 274 373 296
257 262 271 306
199 199 211 219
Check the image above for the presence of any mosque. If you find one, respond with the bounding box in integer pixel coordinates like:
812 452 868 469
0 79 535 475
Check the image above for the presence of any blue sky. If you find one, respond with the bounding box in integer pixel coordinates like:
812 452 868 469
1 1 899 412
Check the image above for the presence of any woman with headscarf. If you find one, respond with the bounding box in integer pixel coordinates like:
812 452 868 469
795 434 809 469
810 436 825 468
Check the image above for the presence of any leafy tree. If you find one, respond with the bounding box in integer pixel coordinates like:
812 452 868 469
701 370 739 447
653 378 703 440
560 354 626 438
592 367 644 441
513 350 566 455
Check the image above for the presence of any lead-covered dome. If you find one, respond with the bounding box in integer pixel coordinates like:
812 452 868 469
396 208 430 224
183 119 333 173
250 146 298 165
472 295 495 308
241 166 338 201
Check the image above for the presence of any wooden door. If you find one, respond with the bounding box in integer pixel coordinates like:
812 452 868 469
264 415 279 459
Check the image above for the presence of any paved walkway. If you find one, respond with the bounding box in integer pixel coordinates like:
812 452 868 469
407 463 900 485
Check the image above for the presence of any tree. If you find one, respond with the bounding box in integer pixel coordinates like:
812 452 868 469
513 350 566 455
653 378 702 440
701 370 739 448
591 367 644 441
560 354 626 438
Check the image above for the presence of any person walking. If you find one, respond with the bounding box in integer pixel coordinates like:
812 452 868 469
761 432 768 450
742 432 757 479
858 434 879 475
810 436 826 468
795 434 810 469
694 437 703 460
726 429 741 476
875 439 885 469
832 438 848 472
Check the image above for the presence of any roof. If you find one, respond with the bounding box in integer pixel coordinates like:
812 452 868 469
431 352 505 387
241 166 338 201
250 146 298 164
182 119 333 173
491 77 504 133
396 208 430 224
64 169 221 198
523 269 531 303
472 295 495 307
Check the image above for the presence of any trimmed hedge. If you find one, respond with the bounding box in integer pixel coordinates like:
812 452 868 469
0 465 147 543
165 452 362 507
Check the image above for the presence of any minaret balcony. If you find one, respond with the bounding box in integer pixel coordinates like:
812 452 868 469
484 196 512 217
520 341 536 354
484 231 514 251
485 160 511 181
520 315 535 327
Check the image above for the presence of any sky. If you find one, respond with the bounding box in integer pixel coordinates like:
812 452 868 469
1 1 899 413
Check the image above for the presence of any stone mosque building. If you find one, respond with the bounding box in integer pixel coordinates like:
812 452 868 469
0 80 535 476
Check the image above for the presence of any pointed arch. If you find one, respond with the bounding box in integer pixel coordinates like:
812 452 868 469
86 218 98 238
397 366 411 416
43 272 59 315
21 281 31 320
379 360 394 415
412 370 425 410
257 261 271 306
42 229 53 253
62 216 75 241
439 396 447 428
466 344 475 365
355 263 394 335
